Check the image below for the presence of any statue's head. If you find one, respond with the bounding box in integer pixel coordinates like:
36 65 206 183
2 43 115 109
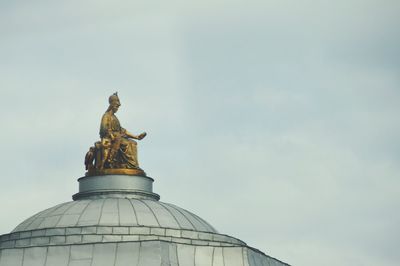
108 92 121 113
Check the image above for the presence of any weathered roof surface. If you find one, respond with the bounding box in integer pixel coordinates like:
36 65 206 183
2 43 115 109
12 198 217 233
0 174 290 266
0 241 288 266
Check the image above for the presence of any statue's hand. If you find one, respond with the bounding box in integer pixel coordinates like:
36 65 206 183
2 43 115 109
138 132 147 140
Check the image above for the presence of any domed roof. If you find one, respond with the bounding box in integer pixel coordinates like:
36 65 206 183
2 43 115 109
12 198 217 233
0 174 289 266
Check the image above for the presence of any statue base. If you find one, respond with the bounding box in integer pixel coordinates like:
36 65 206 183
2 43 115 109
85 168 146 177
73 174 160 201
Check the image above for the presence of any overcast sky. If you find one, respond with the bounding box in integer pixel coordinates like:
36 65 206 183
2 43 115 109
1 1 399 265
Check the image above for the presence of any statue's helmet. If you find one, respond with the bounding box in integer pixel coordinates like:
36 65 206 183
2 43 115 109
109 92 120 106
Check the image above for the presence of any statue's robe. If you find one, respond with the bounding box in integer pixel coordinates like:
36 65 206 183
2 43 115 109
100 112 139 168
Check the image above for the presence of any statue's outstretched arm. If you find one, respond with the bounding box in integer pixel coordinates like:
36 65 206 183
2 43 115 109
123 129 146 140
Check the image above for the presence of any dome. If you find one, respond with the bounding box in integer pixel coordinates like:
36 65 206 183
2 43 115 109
12 198 217 233
0 174 289 266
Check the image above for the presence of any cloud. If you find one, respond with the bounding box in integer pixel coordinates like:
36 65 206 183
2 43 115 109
1 1 399 265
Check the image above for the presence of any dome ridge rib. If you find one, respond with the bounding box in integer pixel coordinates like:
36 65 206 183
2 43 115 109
127 198 139 225
136 199 162 227
157 202 196 230
54 201 77 228
157 202 183 228
165 203 217 233
97 198 107 225
165 203 197 231
74 200 92 227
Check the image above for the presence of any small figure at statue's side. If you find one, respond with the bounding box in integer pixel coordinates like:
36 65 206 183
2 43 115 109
84 93 147 176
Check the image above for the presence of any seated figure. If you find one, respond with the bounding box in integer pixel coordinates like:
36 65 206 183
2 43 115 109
85 93 146 176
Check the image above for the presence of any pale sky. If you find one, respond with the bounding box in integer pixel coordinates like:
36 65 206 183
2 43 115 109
1 1 399 265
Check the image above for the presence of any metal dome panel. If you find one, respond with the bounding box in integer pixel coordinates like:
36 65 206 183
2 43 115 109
12 199 217 234
0 241 289 266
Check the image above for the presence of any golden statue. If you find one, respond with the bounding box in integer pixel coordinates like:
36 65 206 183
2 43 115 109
85 93 147 176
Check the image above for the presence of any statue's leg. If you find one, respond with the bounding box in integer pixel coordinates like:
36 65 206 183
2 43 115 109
108 137 121 167
101 149 109 169
120 138 139 168
98 139 111 169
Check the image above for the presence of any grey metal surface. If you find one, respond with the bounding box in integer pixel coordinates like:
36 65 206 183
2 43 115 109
11 199 217 233
0 241 289 266
0 174 290 265
0 225 245 249
73 175 160 200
